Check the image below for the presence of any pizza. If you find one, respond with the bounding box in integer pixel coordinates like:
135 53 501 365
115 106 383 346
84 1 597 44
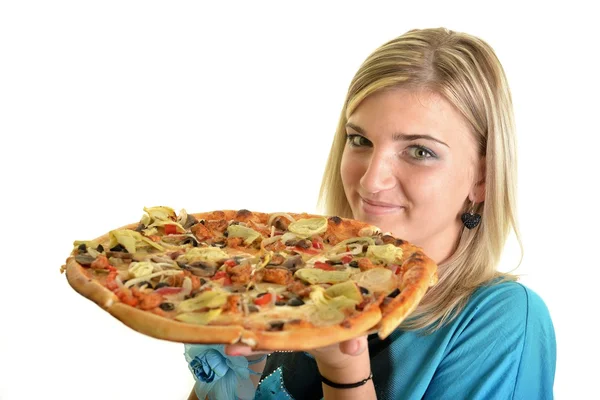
61 207 438 350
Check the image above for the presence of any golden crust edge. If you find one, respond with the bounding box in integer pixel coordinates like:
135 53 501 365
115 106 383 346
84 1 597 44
377 250 438 339
242 305 383 351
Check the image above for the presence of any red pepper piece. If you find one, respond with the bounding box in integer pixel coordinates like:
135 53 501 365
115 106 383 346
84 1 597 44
164 224 178 235
253 293 273 306
314 262 336 271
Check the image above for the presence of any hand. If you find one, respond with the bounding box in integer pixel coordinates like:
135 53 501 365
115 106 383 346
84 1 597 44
224 334 370 377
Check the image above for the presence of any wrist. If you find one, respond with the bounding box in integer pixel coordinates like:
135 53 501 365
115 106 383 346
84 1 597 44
315 351 371 384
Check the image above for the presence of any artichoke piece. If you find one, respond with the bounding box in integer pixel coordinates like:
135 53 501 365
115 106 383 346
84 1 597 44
179 247 229 264
174 309 222 325
366 244 403 264
294 268 350 284
325 281 363 303
143 206 176 221
108 229 164 254
227 225 261 245
351 267 397 294
177 291 229 312
288 217 328 238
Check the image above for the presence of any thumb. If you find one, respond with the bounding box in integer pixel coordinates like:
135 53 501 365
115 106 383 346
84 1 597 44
339 336 368 356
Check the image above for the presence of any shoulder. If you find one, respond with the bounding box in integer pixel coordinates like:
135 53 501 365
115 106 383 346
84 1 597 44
467 280 552 323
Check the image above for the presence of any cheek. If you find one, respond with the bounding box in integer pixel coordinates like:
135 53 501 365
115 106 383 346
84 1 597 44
408 164 473 212
340 150 361 188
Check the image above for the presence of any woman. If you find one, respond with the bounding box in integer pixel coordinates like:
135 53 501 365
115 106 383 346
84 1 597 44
187 27 556 400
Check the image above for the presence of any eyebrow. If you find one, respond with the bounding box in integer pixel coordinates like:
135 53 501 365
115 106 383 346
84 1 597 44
345 122 450 148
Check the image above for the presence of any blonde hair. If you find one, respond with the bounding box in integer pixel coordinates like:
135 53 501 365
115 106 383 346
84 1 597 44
318 27 521 332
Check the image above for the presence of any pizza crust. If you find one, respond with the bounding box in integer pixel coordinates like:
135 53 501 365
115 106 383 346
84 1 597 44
377 250 438 338
243 305 382 351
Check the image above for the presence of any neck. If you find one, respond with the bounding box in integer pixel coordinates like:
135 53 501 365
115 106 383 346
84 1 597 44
415 221 463 265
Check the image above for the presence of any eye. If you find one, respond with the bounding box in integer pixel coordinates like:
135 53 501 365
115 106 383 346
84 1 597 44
407 145 436 160
346 134 372 148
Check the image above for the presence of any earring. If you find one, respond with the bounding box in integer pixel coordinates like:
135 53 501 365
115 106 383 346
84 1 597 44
461 201 481 229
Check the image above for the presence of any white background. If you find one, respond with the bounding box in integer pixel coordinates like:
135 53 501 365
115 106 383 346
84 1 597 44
1 1 598 399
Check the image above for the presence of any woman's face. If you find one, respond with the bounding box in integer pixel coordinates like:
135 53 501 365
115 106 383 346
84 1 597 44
340 87 484 263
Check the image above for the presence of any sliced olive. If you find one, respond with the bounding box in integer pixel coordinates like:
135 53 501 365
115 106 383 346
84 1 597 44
247 305 259 313
77 243 87 252
96 244 104 253
267 321 285 331
359 286 369 295
134 223 145 232
223 231 229 237
256 292 269 298
155 282 170 289
388 288 400 298
349 261 359 268
183 237 199 247
110 244 127 253
137 281 153 289
159 302 175 311
328 216 342 224
287 298 305 307
275 301 287 306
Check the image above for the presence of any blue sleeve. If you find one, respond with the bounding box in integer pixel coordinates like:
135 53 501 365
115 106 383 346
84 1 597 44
424 283 556 400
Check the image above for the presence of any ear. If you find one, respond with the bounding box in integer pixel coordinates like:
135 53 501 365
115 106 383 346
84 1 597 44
469 156 486 203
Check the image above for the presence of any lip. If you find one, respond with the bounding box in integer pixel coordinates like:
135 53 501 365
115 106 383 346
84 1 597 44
360 197 403 215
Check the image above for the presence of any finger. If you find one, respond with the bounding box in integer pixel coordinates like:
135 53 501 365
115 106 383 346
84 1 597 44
339 336 367 356
224 344 270 357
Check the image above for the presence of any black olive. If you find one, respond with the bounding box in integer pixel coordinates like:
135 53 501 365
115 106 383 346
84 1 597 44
159 302 175 311
200 278 207 285
287 298 305 307
183 237 199 247
247 305 259 313
329 216 342 224
223 231 229 237
275 301 287 306
110 244 127 253
327 259 343 265
267 321 285 331
256 292 269 298
134 223 145 232
77 243 87 252
137 281 153 289
388 288 400 298
155 282 170 289
96 244 104 253
359 286 369 295
349 261 359 268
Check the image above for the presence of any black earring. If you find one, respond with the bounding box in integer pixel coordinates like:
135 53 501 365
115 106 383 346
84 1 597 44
461 201 481 229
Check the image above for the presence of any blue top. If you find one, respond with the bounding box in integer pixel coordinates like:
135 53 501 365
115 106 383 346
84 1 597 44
254 281 556 400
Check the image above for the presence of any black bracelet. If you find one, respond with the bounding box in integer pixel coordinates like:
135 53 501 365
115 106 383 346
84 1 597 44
320 372 373 389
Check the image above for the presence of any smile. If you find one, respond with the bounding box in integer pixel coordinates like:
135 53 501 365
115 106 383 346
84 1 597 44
360 197 404 215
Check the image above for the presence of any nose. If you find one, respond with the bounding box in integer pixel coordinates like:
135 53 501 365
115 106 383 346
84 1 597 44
359 152 397 193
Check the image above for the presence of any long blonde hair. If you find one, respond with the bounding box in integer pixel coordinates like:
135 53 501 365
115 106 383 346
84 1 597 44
318 28 521 332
